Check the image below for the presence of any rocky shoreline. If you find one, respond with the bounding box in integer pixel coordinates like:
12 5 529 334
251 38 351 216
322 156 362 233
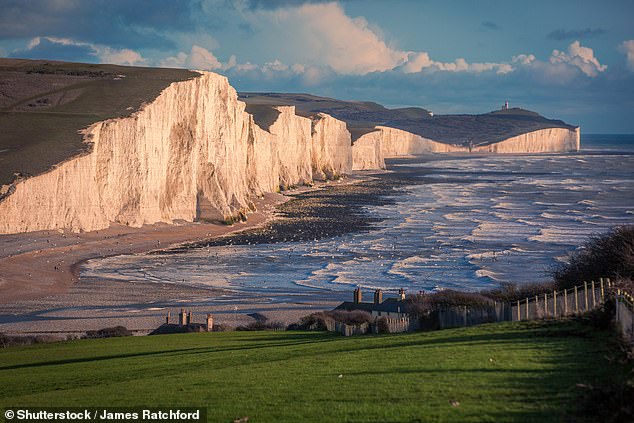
171 169 423 252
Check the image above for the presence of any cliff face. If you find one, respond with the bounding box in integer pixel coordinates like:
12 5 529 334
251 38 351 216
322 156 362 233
352 126 465 170
0 72 358 234
1 72 251 233
311 113 352 179
0 70 581 234
473 127 580 153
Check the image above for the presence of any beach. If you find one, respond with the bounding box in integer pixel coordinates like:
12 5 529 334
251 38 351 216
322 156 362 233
0 173 397 335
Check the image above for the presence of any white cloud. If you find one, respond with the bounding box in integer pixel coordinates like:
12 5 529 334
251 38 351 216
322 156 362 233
160 45 222 70
549 40 606 77
262 59 288 72
252 2 407 75
250 3 513 77
160 52 188 68
512 54 536 65
189 45 221 70
99 47 144 66
402 51 512 74
24 36 145 65
223 54 237 71
619 40 634 71
233 62 259 72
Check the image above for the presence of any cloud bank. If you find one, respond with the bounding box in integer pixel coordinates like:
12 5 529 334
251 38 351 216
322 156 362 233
11 36 144 65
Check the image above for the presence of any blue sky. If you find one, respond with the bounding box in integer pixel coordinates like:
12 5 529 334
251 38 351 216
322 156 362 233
1 0 634 133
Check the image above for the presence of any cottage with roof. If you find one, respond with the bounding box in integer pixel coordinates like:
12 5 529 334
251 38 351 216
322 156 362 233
335 288 409 319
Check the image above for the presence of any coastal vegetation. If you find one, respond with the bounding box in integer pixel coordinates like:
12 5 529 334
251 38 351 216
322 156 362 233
0 320 630 422
553 225 634 291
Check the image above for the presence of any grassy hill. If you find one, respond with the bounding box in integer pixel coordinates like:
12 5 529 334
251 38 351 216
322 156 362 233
0 59 196 186
0 320 627 423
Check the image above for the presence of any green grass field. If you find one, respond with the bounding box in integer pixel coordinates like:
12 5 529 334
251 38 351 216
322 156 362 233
0 321 628 423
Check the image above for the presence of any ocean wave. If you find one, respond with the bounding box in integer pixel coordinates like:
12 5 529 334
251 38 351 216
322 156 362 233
475 269 501 280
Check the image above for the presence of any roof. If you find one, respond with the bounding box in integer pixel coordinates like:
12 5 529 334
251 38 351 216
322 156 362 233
335 298 407 314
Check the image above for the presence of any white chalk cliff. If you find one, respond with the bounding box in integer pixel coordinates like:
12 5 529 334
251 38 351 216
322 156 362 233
471 127 580 153
352 126 462 170
0 71 580 234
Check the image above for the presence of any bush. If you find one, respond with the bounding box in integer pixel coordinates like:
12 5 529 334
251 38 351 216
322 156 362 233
376 317 390 334
430 290 495 308
236 321 285 331
0 332 66 348
576 298 616 330
83 326 132 339
406 290 495 316
553 226 634 290
609 277 634 293
212 323 230 332
293 310 373 331
482 281 555 303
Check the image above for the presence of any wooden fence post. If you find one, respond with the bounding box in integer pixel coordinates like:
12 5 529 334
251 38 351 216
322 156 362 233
600 278 605 301
525 297 529 320
584 281 589 311
591 281 596 307
544 292 548 317
564 289 568 315
535 295 539 318
606 278 611 288
553 290 557 316
575 286 579 313
517 300 520 321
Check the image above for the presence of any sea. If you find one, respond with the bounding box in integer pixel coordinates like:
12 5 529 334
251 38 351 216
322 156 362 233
82 134 634 302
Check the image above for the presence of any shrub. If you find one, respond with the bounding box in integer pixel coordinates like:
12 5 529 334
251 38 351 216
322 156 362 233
212 323 230 332
236 321 285 331
553 226 634 290
293 310 373 331
429 290 495 309
482 281 555 303
0 332 66 348
376 317 390 334
83 326 132 339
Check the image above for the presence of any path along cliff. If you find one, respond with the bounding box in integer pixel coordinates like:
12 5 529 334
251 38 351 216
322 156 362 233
0 71 580 234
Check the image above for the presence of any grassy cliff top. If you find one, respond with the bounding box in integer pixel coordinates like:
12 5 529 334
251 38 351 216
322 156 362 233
0 58 197 186
239 92 577 145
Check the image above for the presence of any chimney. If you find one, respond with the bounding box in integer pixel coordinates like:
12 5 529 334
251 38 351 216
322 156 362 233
187 311 193 325
374 289 383 305
178 308 185 327
399 288 406 301
206 314 214 332
353 287 362 304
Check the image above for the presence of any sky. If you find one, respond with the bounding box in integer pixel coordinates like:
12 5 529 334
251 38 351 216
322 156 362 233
1 0 634 133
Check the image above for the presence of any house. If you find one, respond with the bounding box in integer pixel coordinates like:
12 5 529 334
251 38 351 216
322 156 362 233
335 288 409 319
149 309 213 335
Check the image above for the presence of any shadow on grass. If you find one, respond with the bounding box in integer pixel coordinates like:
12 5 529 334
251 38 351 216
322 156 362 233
0 332 339 371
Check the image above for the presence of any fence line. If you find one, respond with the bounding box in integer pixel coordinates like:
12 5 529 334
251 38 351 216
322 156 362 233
510 278 609 322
